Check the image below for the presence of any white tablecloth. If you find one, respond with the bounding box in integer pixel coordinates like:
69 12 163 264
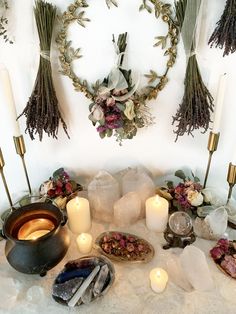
0 220 236 314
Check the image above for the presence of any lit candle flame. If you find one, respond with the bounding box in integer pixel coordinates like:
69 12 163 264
156 270 161 278
75 196 80 206
155 195 160 204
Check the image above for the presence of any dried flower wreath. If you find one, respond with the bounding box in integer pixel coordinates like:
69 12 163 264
57 0 179 143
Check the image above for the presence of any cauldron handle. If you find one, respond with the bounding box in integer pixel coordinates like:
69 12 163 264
61 211 68 226
0 229 6 240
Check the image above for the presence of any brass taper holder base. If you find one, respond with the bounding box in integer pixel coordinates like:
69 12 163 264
0 148 13 208
227 162 236 204
203 132 220 188
13 135 32 195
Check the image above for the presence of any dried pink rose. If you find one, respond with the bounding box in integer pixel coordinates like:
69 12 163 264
217 239 229 252
102 243 112 254
106 97 116 107
127 236 135 243
221 255 236 278
112 232 122 241
127 243 135 252
119 239 126 248
210 246 224 260
138 244 144 252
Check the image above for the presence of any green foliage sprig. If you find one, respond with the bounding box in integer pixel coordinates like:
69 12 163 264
19 0 69 141
0 0 13 43
172 0 214 140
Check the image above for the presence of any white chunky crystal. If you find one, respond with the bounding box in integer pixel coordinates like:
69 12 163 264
121 167 155 218
88 171 120 223
114 192 141 227
180 245 214 291
166 254 193 292
205 207 228 237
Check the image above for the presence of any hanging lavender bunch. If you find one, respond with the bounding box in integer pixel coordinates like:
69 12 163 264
172 0 214 140
19 0 69 141
208 0 236 57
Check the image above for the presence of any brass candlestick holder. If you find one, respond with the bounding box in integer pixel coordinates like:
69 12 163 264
203 131 220 188
0 148 13 208
226 162 236 204
13 135 32 195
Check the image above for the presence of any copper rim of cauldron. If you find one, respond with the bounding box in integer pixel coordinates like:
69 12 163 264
3 202 64 243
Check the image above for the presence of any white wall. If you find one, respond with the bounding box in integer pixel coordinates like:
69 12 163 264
0 0 235 212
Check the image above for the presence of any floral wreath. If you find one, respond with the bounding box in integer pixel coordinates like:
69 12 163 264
57 0 179 143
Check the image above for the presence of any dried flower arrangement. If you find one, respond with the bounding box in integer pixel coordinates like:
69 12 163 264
0 0 13 43
208 0 236 57
157 170 205 213
40 168 82 209
172 0 214 140
57 0 179 143
18 0 69 141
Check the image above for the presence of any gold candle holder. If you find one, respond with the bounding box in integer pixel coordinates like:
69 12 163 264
0 148 13 208
13 135 32 195
203 131 220 188
227 162 236 203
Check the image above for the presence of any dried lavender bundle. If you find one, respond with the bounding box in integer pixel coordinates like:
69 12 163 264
19 0 69 140
208 0 236 57
172 0 213 140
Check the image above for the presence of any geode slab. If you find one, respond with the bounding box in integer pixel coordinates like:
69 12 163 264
52 256 115 306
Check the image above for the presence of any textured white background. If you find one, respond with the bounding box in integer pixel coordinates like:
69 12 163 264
0 0 235 212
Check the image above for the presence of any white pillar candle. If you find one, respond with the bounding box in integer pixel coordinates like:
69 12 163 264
149 268 168 293
76 233 93 254
212 73 227 133
0 66 21 137
145 195 169 232
66 197 91 234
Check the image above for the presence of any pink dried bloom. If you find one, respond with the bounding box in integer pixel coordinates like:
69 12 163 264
106 97 116 107
112 232 122 241
127 243 135 252
210 246 224 260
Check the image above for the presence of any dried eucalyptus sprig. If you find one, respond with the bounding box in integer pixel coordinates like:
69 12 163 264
19 0 69 141
172 0 214 140
0 0 13 43
208 0 236 57
105 0 118 9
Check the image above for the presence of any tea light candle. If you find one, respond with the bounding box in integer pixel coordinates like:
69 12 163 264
149 268 168 293
76 233 93 254
145 195 169 232
66 197 91 234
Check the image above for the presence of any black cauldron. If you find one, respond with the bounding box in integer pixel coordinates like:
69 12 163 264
1 202 70 276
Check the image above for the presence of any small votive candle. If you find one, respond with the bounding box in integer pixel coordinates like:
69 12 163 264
149 268 168 293
76 233 93 254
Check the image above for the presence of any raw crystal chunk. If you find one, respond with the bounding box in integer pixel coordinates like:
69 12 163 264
180 245 214 291
81 283 94 305
88 171 120 222
93 264 110 297
166 254 193 292
205 207 228 237
121 167 155 217
52 277 84 301
194 207 228 240
114 192 141 227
